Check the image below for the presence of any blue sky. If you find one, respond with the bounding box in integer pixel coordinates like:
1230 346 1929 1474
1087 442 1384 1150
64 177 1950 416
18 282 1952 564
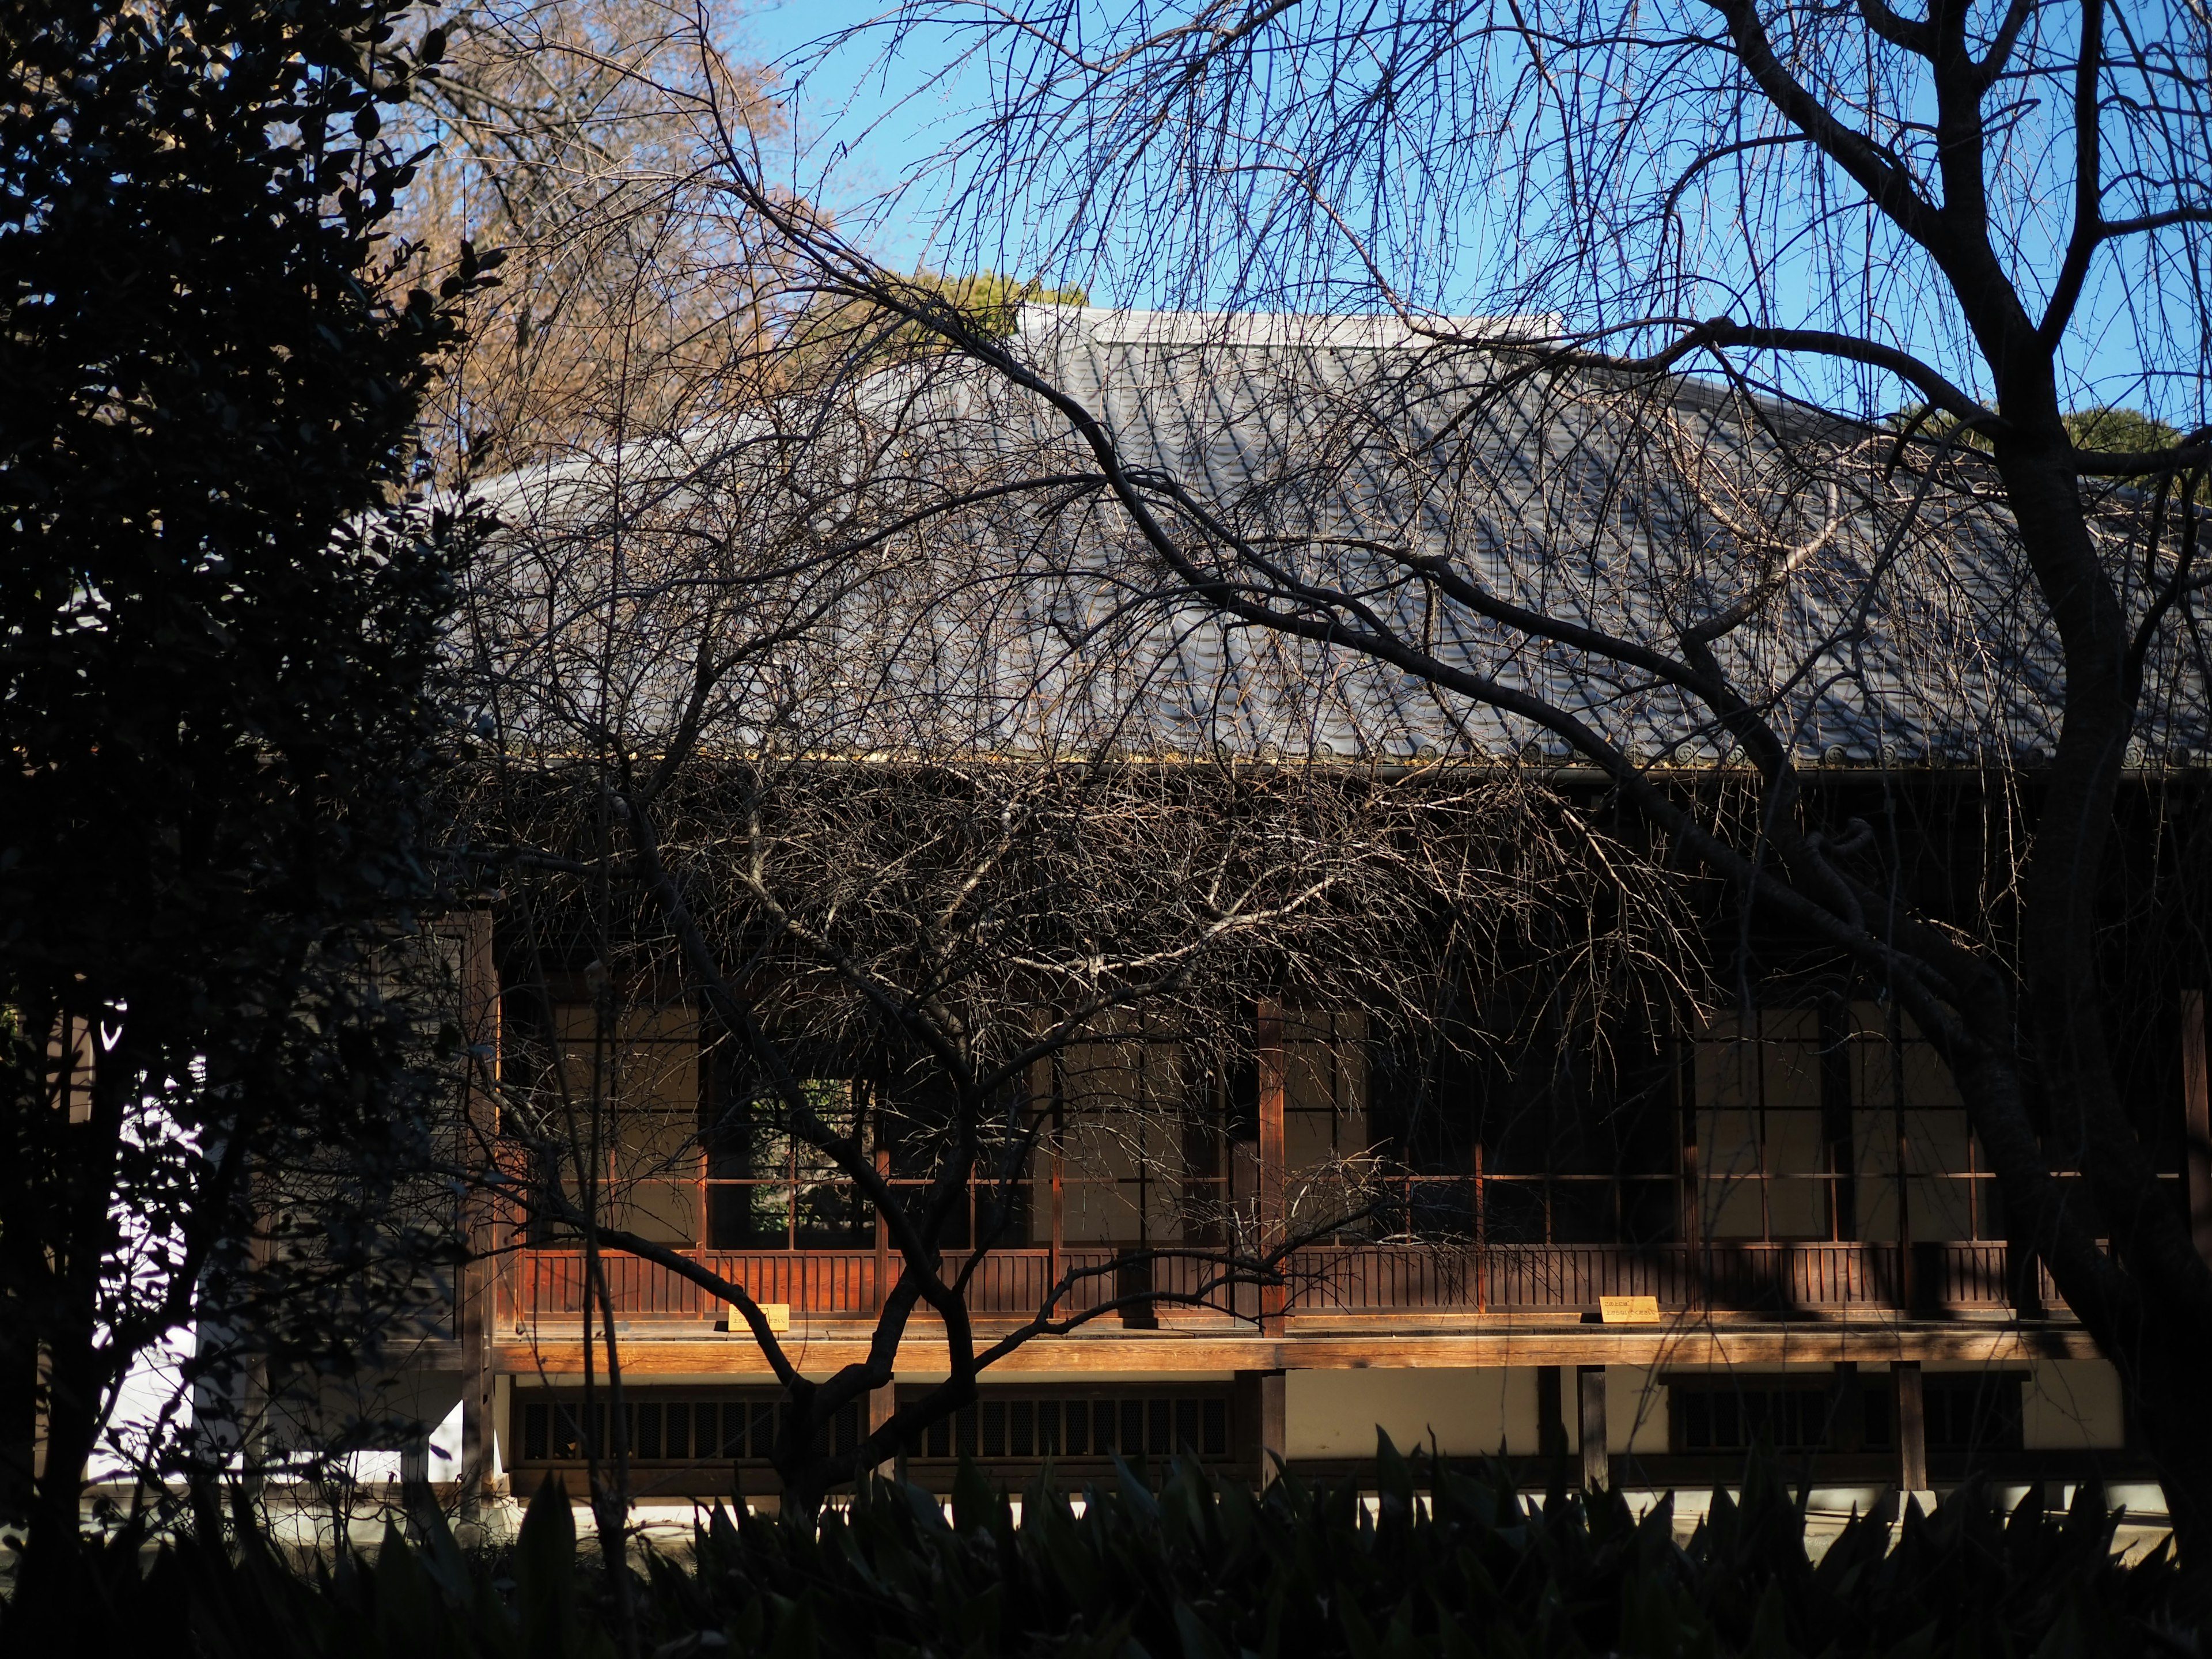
722 0 2207 430
733 1 973 274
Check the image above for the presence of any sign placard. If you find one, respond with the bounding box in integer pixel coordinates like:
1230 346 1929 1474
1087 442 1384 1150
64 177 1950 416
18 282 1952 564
730 1301 791 1333
1599 1294 1660 1324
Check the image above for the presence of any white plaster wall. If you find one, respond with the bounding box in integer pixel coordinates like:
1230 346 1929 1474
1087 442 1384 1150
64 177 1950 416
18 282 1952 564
1283 1367 1664 1459
1607 1366 1669 1453
1281 1360 2115 1465
2022 1359 2124 1450
1285 1368 1518 1459
493 1373 513 1475
1502 1366 1545 1453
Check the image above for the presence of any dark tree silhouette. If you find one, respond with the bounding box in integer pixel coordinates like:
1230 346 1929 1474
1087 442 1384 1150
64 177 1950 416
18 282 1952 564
1 0 487 1629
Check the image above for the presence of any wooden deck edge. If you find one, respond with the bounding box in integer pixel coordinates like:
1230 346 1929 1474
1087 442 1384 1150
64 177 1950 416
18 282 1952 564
491 1321 2101 1377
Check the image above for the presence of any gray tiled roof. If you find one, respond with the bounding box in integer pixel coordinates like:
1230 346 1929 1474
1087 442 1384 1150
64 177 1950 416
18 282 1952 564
993 306 2207 767
473 306 2210 770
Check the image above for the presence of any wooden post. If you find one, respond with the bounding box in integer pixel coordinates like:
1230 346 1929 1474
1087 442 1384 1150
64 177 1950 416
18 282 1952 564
456 910 499 1514
1832 1360 1862 1453
1895 1361 1927 1496
874 1139 891 1315
696 1032 712 1253
1578 1365 1608 1491
1257 1002 1287 1332
2185 990 2211 1265
1050 1059 1066 1292
1536 1366 1567 1462
868 1381 897 1479
1259 1370 1287 1486
1893 1011 1914 1310
1820 997 1857 1241
1473 1142 1487 1313
1679 1029 1703 1313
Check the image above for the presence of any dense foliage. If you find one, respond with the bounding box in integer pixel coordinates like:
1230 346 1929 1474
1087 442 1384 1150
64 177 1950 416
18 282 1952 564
59 1442 2203 1657
0 0 491 1622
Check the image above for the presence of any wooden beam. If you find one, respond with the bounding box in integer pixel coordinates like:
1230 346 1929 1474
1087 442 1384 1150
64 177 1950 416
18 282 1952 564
2186 989 2211 1265
1578 1365 1608 1491
493 1319 2101 1378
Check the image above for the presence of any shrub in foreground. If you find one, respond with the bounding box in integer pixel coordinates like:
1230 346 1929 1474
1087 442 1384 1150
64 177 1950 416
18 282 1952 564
24 1438 2202 1656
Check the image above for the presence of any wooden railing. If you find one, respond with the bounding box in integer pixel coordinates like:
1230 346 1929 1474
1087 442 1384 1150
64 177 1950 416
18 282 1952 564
507 1247 1126 1323
1286 1241 2037 1316
502 1240 2069 1324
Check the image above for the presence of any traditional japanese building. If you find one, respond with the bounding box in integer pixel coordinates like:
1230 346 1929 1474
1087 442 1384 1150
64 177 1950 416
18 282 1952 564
401 309 2212 1514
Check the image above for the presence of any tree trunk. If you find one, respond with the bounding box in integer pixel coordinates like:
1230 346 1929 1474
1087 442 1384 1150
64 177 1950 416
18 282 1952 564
1993 427 2212 1574
775 1429 830 1526
0 1263 38 1527
9 1315 105 1638
2133 1336 2212 1582
7 1024 132 1637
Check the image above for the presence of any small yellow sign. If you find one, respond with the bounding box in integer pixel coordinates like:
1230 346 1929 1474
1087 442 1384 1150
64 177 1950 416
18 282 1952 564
1599 1294 1660 1324
733 1301 791 1333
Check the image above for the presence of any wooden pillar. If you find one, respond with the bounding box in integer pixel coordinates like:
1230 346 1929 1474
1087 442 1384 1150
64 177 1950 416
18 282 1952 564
456 910 499 1513
1892 1011 1915 1311
1677 1025 1703 1315
1578 1365 1608 1491
1258 1370 1287 1486
868 1381 897 1479
1820 998 1857 1241
2185 989 2211 1265
1256 1002 1287 1332
1894 1361 1927 1495
1049 1059 1066 1292
874 1141 892 1315
1832 1360 1863 1453
1473 1143 1487 1313
457 1263 494 1512
1536 1366 1568 1463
